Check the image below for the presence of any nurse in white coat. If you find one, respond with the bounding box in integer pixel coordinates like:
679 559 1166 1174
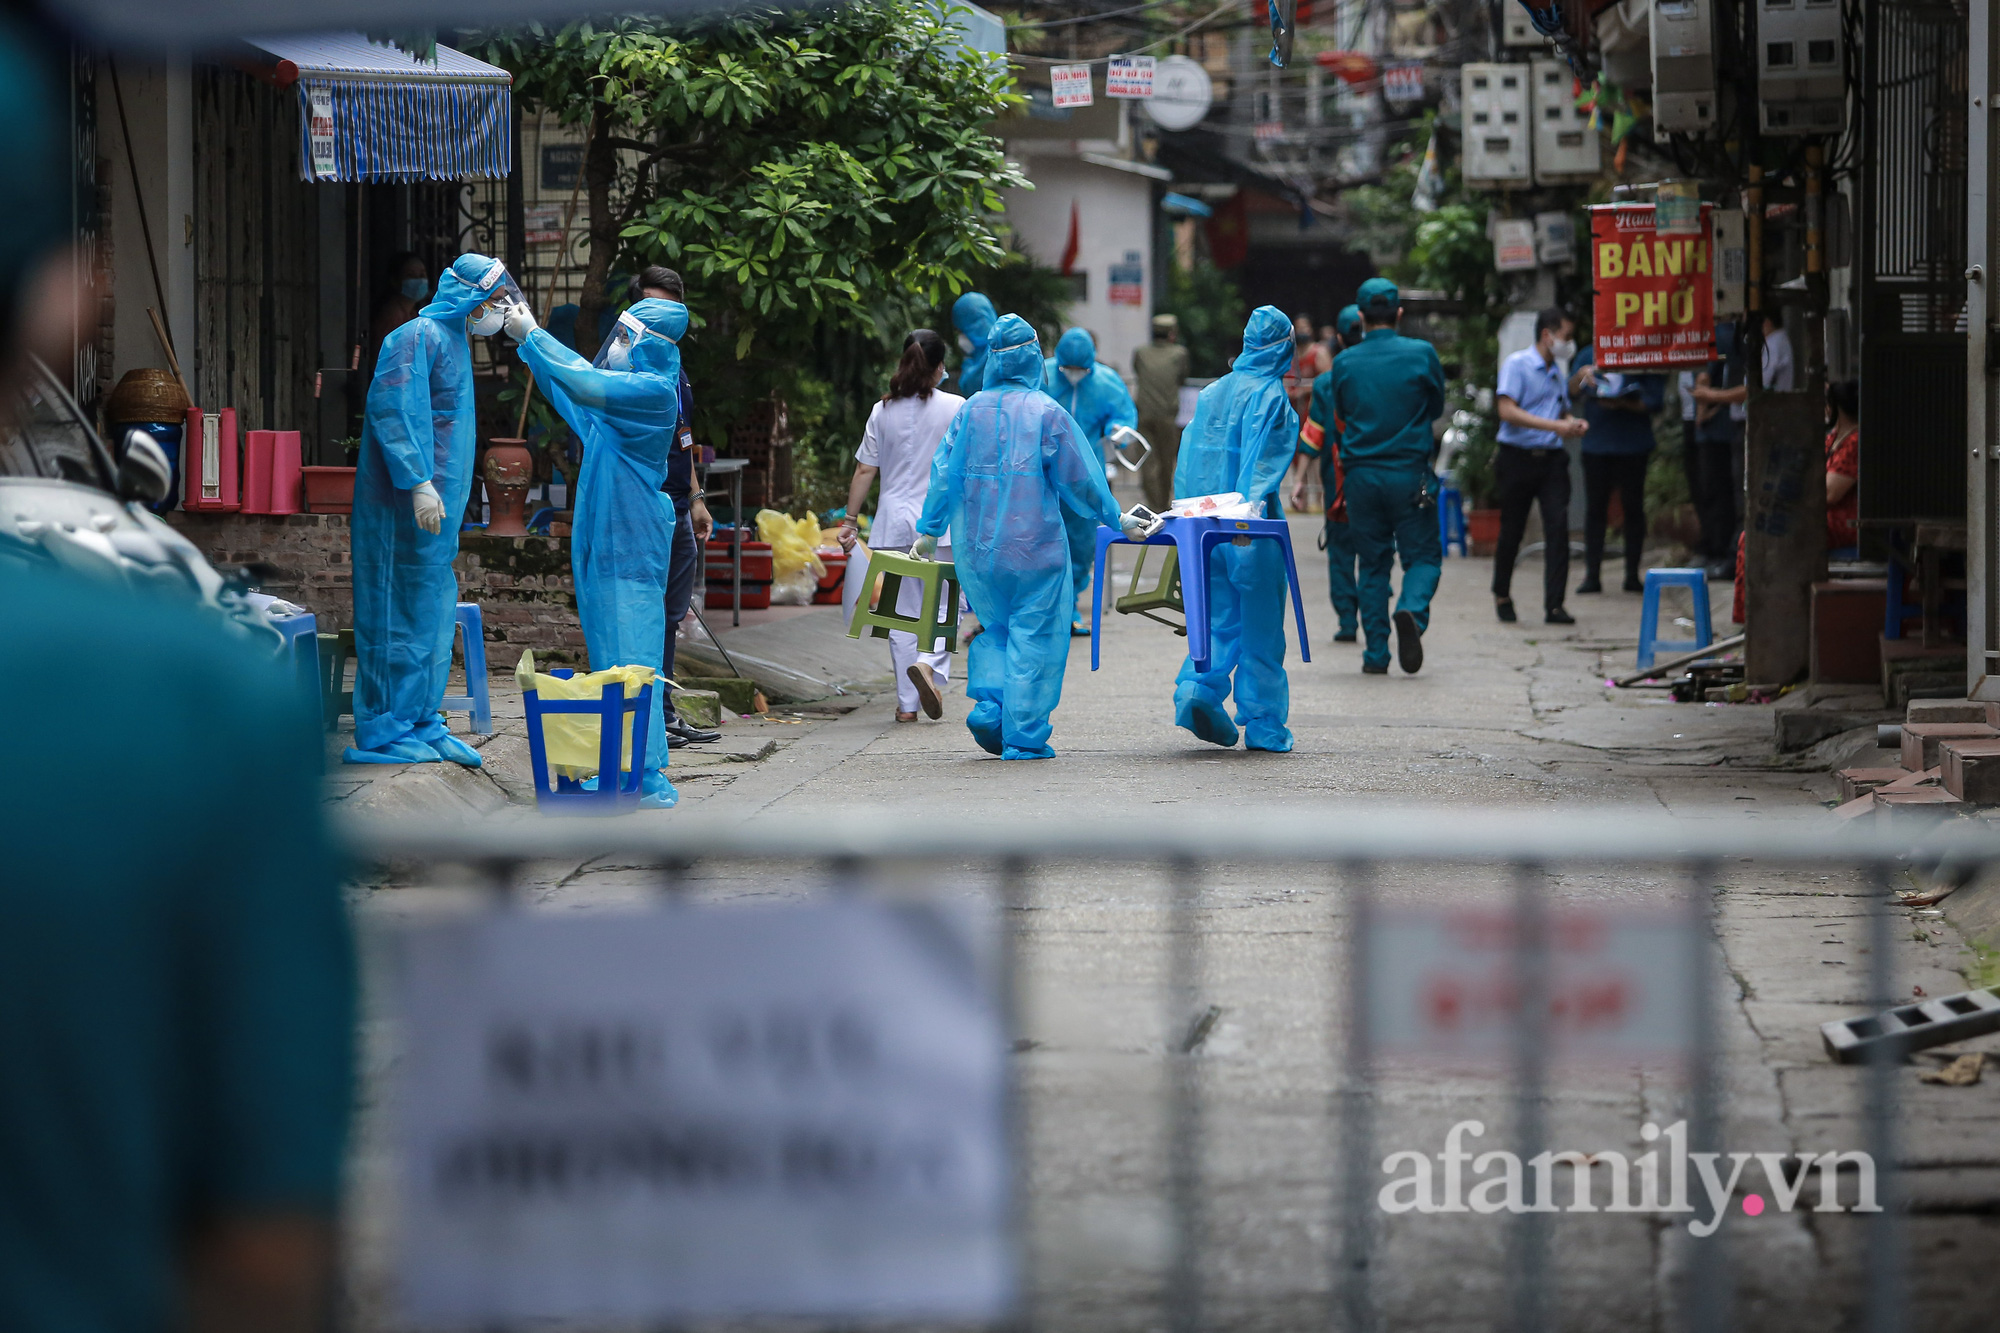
836 329 966 721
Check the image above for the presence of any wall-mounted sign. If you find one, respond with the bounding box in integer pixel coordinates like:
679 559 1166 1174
523 204 566 246
308 88 337 180
1106 55 1154 99
1144 55 1214 131
1108 250 1145 306
1383 63 1426 105
1492 217 1539 272
1051 64 1094 109
541 142 584 192
1591 202 1717 369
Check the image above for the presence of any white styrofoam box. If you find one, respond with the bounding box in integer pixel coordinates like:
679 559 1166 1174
1531 59 1600 183
1760 97 1846 135
1461 63 1532 187
1759 0 1843 99
1651 0 1718 134
1503 2 1552 48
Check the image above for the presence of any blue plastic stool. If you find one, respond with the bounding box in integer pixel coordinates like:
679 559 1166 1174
521 670 654 815
1090 515 1312 672
266 611 320 702
1438 485 1468 557
441 602 493 734
1635 567 1713 669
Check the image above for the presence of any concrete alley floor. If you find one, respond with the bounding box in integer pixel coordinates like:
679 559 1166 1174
346 520 2000 1332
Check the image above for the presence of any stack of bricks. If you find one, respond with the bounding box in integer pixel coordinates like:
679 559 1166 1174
1836 698 2000 823
164 513 589 664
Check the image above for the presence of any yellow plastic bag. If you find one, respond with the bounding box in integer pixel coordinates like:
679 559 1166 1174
516 650 656 777
757 509 826 605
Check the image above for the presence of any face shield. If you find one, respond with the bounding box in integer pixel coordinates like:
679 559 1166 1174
466 260 529 337
592 309 678 371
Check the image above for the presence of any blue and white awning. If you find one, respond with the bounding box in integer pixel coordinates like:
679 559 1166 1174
244 33 512 184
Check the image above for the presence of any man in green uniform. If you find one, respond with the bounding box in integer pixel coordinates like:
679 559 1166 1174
1133 313 1190 512
1318 278 1447 675
1291 304 1365 642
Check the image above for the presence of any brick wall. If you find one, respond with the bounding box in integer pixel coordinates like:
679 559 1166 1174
165 513 588 663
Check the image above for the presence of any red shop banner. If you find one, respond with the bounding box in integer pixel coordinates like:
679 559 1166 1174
1589 203 1715 369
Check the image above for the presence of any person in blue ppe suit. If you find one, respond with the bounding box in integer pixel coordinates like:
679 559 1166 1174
1171 305 1301 753
951 292 997 394
1290 304 1365 642
346 252 523 767
1319 277 1447 675
506 298 687 808
915 313 1140 760
1042 327 1140 633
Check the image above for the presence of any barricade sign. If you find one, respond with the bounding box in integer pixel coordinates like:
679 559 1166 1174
1051 63 1094 108
389 900 1012 1324
1367 907 1694 1062
1590 202 1716 369
1107 55 1155 98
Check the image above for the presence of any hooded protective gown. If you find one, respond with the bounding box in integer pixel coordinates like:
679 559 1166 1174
514 298 687 806
916 313 1123 760
952 292 997 394
1042 327 1139 613
1170 305 1301 752
349 253 505 758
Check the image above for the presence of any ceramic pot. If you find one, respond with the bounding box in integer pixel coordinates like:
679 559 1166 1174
482 437 535 536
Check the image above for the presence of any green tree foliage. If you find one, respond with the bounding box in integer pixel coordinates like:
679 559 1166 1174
471 3 1027 460
1161 260 1247 378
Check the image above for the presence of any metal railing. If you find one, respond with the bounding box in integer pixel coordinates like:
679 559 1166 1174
346 807 1981 1332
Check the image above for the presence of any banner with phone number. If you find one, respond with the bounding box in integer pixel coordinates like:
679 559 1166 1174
1590 203 1715 370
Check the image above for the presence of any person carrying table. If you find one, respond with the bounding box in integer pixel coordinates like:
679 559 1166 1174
1170 305 1301 753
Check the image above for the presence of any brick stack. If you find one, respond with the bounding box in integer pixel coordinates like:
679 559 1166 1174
1836 698 2000 823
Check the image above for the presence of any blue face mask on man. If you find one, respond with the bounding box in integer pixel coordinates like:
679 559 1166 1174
402 276 431 302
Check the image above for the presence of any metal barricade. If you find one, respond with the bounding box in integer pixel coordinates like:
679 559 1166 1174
346 808 1970 1332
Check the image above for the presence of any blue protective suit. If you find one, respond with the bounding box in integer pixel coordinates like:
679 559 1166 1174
515 298 687 807
916 314 1123 760
1043 328 1139 617
952 293 996 394
1169 305 1301 752
348 253 503 762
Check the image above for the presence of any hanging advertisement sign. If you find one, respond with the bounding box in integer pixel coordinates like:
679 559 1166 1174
1492 218 1538 272
1590 202 1716 369
1050 64 1094 109
1105 56 1155 99
1383 63 1426 105
308 88 337 180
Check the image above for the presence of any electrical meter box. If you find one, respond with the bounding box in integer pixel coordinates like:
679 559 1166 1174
1651 0 1717 134
1462 63 1532 187
1712 209 1746 318
1531 59 1600 182
1504 3 1551 47
1759 0 1844 135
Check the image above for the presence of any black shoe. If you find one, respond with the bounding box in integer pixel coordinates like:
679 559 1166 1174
1495 597 1518 623
1392 609 1423 674
1575 577 1603 594
1622 574 1644 593
665 716 721 745
1545 607 1576 625
1362 661 1389 674
1334 627 1358 643
906 664 943 719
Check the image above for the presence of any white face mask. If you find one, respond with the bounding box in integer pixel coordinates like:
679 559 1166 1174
957 333 975 354
1549 337 1577 366
1062 366 1088 386
603 339 633 372
468 303 506 336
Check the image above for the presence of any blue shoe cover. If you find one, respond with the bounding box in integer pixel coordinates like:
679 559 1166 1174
966 702 1005 756
428 734 484 767
1244 724 1294 754
1176 695 1239 748
342 739 442 765
639 769 680 809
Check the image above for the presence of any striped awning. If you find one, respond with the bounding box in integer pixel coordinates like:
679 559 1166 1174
244 33 512 184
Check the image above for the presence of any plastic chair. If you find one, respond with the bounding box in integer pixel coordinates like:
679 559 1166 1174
846 548 962 654
1438 484 1468 557
1090 515 1312 672
521 670 654 815
318 629 355 731
264 610 320 705
1114 544 1187 636
441 602 493 734
1636 567 1713 669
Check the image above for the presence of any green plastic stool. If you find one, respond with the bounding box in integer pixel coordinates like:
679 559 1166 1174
1115 545 1187 636
318 630 356 730
847 548 961 654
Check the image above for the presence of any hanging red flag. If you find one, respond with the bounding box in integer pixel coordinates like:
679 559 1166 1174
1059 199 1081 275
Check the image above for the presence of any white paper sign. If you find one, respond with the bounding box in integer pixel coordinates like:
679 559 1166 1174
1367 907 1693 1062
307 88 337 180
390 900 1013 1324
1106 55 1155 99
1492 217 1540 272
1050 64 1094 109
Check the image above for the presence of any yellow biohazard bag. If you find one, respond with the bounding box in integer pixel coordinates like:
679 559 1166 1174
757 509 827 604
516 651 656 776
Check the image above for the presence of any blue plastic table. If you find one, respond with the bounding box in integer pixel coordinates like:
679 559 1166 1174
1090 515 1312 672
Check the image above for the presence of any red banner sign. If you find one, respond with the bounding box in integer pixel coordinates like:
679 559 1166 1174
1590 203 1715 369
